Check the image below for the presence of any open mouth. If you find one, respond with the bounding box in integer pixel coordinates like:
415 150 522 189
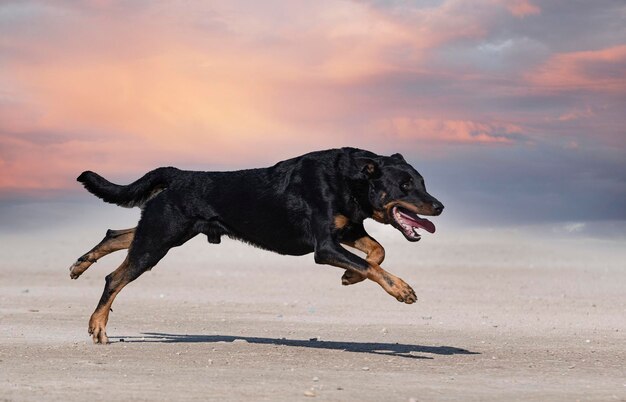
391 205 436 241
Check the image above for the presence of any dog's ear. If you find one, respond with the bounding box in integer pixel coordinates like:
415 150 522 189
353 157 381 180
390 153 406 162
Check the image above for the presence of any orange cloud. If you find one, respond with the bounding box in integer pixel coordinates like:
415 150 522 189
526 45 626 92
0 0 501 192
0 134 124 191
1 1 621 196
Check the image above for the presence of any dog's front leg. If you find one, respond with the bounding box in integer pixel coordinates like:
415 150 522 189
314 241 417 304
340 235 385 285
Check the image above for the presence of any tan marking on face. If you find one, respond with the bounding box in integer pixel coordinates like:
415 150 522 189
334 214 350 229
373 199 436 223
371 210 386 223
388 200 436 215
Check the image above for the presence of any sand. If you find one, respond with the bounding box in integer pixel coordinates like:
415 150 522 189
1 215 625 401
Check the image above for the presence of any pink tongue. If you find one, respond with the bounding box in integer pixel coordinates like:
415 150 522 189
400 211 436 233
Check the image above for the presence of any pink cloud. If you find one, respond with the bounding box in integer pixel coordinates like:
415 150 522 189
526 45 626 92
377 118 522 145
501 0 541 18
556 107 596 122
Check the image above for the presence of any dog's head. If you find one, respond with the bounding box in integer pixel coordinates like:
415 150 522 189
351 152 444 241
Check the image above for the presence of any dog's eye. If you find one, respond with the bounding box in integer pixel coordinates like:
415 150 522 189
400 181 412 191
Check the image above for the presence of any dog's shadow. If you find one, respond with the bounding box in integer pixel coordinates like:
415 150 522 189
110 332 479 360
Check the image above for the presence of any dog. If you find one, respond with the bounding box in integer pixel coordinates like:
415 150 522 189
69 147 444 344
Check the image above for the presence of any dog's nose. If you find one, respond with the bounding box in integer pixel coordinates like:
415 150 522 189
432 202 444 215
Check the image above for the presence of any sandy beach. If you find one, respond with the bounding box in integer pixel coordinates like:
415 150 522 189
1 207 625 402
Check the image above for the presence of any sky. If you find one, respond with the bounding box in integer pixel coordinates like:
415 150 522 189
1 0 625 230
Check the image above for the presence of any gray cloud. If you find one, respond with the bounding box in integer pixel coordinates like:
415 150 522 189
406 141 626 225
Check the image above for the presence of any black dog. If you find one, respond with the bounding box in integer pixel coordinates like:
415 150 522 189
69 147 443 344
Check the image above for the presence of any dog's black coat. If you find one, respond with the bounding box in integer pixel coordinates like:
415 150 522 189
73 147 443 343
80 147 441 261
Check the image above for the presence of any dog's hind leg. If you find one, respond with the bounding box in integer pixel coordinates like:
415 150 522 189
88 255 134 344
69 228 136 279
88 201 199 344
88 239 171 345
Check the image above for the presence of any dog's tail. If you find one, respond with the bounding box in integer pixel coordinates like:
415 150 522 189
77 167 178 208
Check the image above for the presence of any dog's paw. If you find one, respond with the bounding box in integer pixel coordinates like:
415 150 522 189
88 314 109 345
386 277 417 304
341 270 366 286
69 255 94 279
396 282 417 304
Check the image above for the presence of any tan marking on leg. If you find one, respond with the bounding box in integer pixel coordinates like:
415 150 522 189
69 228 135 279
340 236 385 285
351 236 385 265
365 263 417 304
334 214 350 230
341 269 366 286
88 308 112 345
318 246 415 303
88 257 134 344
